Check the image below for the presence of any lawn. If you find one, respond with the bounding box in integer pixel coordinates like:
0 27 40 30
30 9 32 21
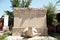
0 34 8 40
54 33 60 40
0 31 12 40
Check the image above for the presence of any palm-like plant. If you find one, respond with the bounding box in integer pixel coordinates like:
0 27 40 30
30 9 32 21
44 3 57 34
56 0 60 4
10 0 20 8
44 3 56 26
10 0 32 8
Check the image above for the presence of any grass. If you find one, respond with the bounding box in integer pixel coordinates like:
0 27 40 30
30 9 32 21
0 31 12 40
54 33 60 40
49 32 60 40
0 34 8 40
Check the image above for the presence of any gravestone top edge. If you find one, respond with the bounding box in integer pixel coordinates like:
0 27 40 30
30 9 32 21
13 8 47 14
14 7 47 10
14 8 47 11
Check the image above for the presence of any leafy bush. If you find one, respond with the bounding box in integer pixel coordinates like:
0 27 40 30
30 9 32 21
0 31 12 40
0 34 8 40
3 31 12 36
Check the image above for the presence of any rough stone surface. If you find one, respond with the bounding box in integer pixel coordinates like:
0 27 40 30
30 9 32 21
12 8 47 36
4 36 24 40
28 36 57 40
0 31 4 35
22 27 39 37
4 36 57 40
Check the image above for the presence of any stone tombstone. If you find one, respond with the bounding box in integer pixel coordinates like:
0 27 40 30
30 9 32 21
4 15 9 26
12 8 48 36
3 15 9 31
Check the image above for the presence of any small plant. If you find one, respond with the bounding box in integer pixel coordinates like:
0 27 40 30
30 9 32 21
0 33 8 40
3 31 12 36
0 31 12 40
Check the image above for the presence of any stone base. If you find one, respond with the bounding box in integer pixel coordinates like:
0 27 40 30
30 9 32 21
12 27 48 36
4 36 57 40
36 28 48 36
28 36 57 40
12 27 24 36
3 26 9 32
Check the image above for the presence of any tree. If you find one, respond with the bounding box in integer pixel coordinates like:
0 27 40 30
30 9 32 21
21 0 32 7
44 3 56 26
52 14 58 33
10 0 32 8
10 0 20 8
56 0 60 4
44 3 57 34
0 15 4 25
56 0 60 6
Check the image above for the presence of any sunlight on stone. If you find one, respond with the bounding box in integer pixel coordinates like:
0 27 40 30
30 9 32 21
22 27 39 37
5 36 57 40
5 36 24 40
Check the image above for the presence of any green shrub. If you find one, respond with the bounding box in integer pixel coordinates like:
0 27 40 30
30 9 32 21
3 31 12 36
0 31 12 40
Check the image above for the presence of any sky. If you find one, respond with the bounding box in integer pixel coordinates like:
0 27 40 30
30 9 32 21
0 0 60 18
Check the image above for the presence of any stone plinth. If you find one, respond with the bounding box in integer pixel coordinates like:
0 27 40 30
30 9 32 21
5 36 24 40
5 36 57 40
28 36 57 40
12 8 47 36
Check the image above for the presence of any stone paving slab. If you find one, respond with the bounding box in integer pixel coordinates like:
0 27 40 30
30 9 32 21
0 31 4 36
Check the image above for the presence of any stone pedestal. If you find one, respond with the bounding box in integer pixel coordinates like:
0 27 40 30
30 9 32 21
5 36 57 40
3 26 9 32
12 8 47 36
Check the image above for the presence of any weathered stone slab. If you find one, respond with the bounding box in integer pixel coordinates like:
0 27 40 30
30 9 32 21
12 8 47 36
